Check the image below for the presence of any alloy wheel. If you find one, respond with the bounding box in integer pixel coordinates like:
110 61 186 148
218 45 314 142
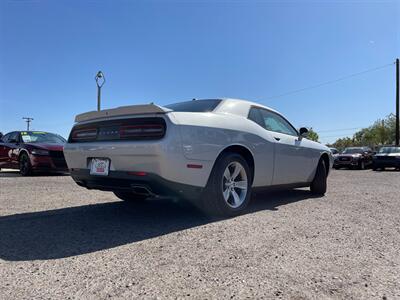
221 161 248 208
20 155 29 175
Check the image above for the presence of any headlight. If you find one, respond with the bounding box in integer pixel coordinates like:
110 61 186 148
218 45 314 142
31 149 49 156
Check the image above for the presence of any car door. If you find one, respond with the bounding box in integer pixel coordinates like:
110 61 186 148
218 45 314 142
257 109 314 185
0 133 11 168
8 132 22 167
3 132 21 168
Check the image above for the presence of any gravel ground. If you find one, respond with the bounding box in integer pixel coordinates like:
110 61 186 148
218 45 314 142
0 169 399 299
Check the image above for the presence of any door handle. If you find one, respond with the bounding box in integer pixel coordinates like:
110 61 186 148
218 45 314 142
274 137 281 141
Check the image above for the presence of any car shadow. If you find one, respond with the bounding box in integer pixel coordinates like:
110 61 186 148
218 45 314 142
0 170 69 178
0 189 316 261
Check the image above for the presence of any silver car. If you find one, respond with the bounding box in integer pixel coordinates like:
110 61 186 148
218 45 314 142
64 98 333 216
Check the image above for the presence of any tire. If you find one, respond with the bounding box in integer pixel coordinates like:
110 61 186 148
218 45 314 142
19 153 32 176
113 191 148 202
358 160 365 170
310 158 327 196
200 152 252 217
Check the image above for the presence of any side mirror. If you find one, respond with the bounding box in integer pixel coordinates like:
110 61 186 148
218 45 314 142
299 127 309 138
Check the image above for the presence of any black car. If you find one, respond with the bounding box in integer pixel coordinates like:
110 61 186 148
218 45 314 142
372 146 400 171
333 147 374 170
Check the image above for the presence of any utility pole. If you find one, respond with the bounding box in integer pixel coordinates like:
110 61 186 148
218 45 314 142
95 71 105 111
396 58 399 146
22 117 34 131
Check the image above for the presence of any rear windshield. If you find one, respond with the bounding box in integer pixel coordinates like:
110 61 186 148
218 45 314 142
165 99 222 112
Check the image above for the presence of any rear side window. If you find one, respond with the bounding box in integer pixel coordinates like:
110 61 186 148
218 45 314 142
1 133 11 143
260 110 298 136
248 108 264 127
8 132 20 143
248 107 298 136
165 99 222 112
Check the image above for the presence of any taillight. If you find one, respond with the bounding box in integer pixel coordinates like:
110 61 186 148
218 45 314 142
68 118 166 143
71 128 97 141
120 125 164 138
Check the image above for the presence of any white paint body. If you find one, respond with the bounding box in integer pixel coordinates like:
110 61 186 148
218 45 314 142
63 99 333 188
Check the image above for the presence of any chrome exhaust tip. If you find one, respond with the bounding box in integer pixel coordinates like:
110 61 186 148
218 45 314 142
131 185 155 197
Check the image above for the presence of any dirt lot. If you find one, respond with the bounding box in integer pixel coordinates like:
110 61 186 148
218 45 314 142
0 169 399 299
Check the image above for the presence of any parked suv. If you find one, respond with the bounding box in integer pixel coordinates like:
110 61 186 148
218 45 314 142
0 131 68 175
333 147 374 170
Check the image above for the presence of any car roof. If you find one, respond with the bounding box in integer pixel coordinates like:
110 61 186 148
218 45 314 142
220 98 279 112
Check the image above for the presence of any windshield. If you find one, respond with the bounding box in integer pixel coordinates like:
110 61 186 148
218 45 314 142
330 148 338 154
165 99 222 112
21 132 66 144
379 147 400 154
342 148 364 154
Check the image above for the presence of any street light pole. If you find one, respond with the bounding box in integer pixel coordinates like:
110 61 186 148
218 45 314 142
396 58 399 146
95 71 105 111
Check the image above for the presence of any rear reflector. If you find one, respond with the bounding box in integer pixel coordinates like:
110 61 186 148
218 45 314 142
127 171 147 176
187 164 203 169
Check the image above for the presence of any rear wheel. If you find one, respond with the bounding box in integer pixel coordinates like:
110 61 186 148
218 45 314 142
200 153 251 217
19 153 32 176
310 158 327 196
113 191 148 202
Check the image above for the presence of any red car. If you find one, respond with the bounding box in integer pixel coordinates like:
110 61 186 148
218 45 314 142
0 131 68 175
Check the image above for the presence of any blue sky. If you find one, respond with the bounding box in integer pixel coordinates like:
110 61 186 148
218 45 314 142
0 0 399 143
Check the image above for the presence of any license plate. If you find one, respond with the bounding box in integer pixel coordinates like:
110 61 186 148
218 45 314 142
90 158 110 176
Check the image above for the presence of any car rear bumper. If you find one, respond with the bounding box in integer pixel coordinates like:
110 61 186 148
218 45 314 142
70 168 203 201
63 138 214 188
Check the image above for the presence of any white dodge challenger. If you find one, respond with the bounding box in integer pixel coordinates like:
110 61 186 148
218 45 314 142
64 98 333 216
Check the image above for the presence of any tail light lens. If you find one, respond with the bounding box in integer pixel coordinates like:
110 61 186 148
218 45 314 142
69 118 166 142
120 125 164 138
71 128 98 141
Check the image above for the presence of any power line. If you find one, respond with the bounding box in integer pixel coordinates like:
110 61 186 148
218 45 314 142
264 62 395 100
320 133 355 139
318 127 365 133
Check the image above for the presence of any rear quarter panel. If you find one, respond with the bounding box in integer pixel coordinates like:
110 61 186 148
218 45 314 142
170 112 276 187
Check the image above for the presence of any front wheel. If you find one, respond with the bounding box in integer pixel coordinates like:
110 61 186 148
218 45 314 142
358 160 365 170
19 153 32 176
200 152 251 217
310 159 327 196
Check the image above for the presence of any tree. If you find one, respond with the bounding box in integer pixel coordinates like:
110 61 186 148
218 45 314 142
329 113 397 149
307 128 319 142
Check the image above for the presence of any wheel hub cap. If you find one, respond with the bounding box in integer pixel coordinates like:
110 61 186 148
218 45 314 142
222 161 248 208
